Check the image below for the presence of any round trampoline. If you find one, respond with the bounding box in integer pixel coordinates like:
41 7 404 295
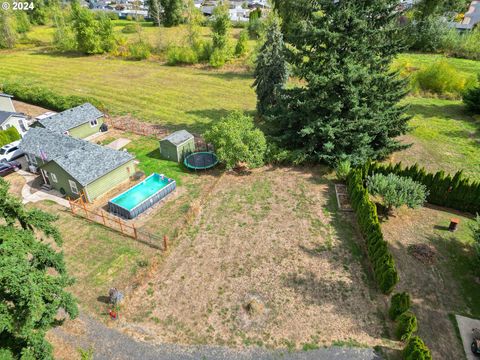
184 152 219 170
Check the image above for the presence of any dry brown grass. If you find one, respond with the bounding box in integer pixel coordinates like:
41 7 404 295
120 167 387 350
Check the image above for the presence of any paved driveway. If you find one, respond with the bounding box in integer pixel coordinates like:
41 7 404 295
456 315 480 360
54 314 383 360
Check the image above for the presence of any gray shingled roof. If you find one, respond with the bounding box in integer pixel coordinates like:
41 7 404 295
162 130 194 146
38 103 103 133
455 1 480 30
53 142 133 186
20 128 134 186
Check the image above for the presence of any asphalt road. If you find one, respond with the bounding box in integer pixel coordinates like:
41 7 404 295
53 314 383 360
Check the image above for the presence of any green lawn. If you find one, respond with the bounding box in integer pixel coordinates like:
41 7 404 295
0 45 479 177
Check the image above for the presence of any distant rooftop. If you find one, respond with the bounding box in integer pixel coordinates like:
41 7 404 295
0 111 26 126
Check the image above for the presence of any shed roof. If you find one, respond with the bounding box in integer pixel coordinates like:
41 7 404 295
20 127 134 186
161 130 194 146
38 103 103 133
0 111 26 126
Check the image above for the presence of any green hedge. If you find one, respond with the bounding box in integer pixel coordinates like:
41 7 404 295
1 80 105 112
396 311 418 341
366 161 480 214
347 169 399 294
0 127 21 147
389 292 411 320
404 336 432 360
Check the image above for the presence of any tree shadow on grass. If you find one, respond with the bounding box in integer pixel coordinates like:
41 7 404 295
186 108 257 123
407 102 476 123
194 71 254 81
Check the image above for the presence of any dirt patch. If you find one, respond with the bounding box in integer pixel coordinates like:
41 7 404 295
13 100 51 118
408 244 436 265
4 171 26 197
121 167 386 349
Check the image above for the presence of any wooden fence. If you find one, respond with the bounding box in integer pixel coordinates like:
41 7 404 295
67 196 167 251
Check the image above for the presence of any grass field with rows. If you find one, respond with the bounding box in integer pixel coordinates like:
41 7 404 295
1 32 479 179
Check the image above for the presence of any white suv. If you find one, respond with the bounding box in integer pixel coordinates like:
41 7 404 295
0 141 24 162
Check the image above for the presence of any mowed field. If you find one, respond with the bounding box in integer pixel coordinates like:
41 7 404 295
1 42 479 178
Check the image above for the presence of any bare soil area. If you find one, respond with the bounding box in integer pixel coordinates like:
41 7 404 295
121 167 387 349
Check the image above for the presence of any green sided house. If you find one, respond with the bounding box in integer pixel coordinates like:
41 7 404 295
34 103 104 139
159 130 195 163
20 127 135 202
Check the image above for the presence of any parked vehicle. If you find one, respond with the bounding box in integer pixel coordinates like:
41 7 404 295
0 161 21 177
0 141 24 162
472 328 480 356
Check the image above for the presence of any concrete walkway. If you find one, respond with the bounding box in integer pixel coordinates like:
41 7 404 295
105 138 131 150
53 313 383 360
455 315 480 360
19 170 70 208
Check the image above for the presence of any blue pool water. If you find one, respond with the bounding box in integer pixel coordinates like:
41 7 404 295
110 173 173 211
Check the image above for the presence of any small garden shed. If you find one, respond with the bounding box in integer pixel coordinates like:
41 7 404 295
159 130 195 163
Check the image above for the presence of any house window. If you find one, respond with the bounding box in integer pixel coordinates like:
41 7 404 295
50 173 58 183
90 119 98 127
69 180 79 195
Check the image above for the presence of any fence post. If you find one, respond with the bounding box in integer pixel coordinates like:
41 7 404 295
118 218 124 233
133 223 137 240
101 211 106 226
82 201 88 219
163 235 168 251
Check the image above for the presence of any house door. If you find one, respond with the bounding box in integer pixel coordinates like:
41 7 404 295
40 169 50 185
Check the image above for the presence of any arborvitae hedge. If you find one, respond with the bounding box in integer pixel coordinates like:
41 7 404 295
389 292 411 320
404 336 432 360
364 161 479 214
347 169 399 294
1 80 105 112
396 311 418 341
0 127 21 147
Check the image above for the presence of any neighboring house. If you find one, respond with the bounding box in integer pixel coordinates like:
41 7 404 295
20 127 136 202
159 130 195 163
0 93 15 112
34 103 104 139
0 111 29 136
455 1 480 30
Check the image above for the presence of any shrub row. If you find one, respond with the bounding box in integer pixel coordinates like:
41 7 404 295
1 80 105 112
404 336 432 360
396 311 418 341
346 169 399 294
364 161 480 214
0 127 21 148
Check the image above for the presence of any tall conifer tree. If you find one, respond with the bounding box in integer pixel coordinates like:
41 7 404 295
271 0 410 165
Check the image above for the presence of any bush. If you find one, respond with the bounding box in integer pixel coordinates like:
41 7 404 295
366 161 480 214
389 292 411 320
121 23 139 34
396 311 418 341
128 41 150 60
0 127 21 147
166 46 199 65
414 60 470 98
235 30 249 57
463 75 480 113
335 160 351 181
204 111 267 170
367 173 428 212
441 28 480 61
1 80 104 112
404 336 432 360
471 214 480 262
406 18 449 52
209 48 228 68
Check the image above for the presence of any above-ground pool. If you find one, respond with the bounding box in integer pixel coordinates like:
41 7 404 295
108 173 176 219
184 152 219 170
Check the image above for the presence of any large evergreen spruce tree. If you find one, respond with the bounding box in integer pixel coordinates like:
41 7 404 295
253 16 288 116
271 0 410 166
160 0 183 27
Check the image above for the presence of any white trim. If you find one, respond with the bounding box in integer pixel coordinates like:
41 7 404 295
69 180 79 195
50 172 58 183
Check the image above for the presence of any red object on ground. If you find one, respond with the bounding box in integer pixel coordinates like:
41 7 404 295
449 218 460 232
109 309 118 320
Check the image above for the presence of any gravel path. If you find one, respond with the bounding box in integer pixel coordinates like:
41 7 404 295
53 313 383 360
